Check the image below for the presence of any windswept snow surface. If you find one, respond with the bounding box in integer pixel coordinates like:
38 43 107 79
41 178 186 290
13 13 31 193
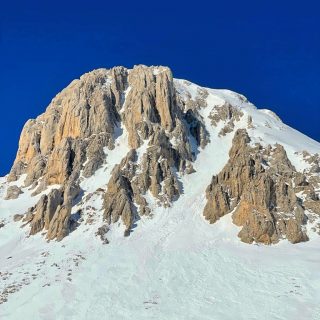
1 80 320 319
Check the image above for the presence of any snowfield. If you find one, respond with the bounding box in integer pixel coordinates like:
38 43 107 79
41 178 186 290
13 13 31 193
0 79 320 320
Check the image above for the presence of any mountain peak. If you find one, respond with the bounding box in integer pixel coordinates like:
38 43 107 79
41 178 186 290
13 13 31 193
3 65 320 244
1 65 320 316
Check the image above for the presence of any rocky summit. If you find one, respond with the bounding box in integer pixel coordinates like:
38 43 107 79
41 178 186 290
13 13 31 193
1 65 320 318
5 65 320 244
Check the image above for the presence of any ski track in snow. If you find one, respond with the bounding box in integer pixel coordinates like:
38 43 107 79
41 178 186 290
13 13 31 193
0 80 320 319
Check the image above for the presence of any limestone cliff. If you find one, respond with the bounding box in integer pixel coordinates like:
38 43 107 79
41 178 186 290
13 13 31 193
203 129 320 244
4 65 320 244
7 65 208 240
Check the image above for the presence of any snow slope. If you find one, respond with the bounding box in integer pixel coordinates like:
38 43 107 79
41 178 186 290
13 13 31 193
0 79 320 320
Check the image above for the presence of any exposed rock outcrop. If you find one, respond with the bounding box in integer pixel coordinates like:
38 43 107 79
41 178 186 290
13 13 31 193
209 102 244 136
5 65 320 245
103 141 181 235
101 67 210 235
46 203 72 241
8 67 128 189
29 189 63 235
103 151 136 236
203 129 319 244
21 187 76 241
122 66 176 148
5 186 23 200
8 65 209 241
13 214 23 222
95 225 109 244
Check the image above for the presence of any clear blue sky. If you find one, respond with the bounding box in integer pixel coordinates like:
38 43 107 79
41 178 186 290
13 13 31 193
1 1 319 175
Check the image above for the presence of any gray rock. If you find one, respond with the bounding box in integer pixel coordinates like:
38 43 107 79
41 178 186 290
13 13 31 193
5 185 23 200
13 214 23 222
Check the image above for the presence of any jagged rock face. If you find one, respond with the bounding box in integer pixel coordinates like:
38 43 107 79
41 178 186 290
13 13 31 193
185 109 210 149
101 67 209 236
8 67 127 188
103 150 136 235
122 66 176 148
209 102 244 136
203 129 320 244
102 135 182 236
25 187 75 241
5 65 320 244
46 203 72 241
8 65 209 240
5 185 23 200
29 189 63 235
9 65 202 188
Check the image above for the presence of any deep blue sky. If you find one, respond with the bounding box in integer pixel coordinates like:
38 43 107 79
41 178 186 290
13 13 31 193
1 1 319 175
